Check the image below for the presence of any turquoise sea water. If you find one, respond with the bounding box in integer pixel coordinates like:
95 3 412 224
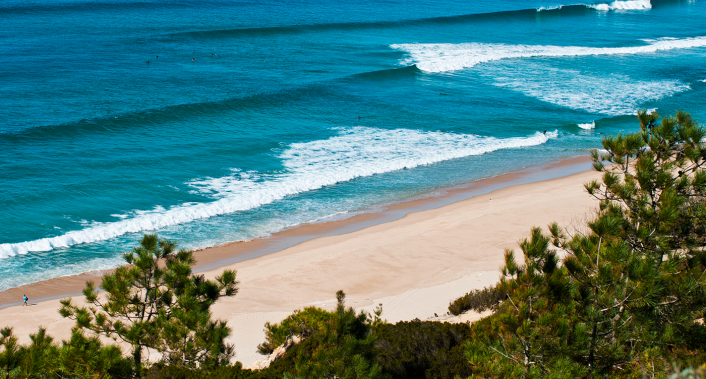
1 0 705 290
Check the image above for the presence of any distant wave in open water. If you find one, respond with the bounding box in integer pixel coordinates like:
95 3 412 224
0 0 704 290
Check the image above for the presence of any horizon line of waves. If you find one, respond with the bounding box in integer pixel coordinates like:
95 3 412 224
166 4 614 41
1 83 341 138
391 36 706 73
2 67 418 138
0 127 558 258
0 1 182 14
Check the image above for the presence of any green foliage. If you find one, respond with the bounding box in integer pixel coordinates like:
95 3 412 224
0 327 133 379
448 286 504 316
258 307 334 355
264 290 388 379
373 319 473 379
59 234 239 372
141 362 256 379
465 111 706 378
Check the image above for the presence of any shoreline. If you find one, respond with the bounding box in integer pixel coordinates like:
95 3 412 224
0 155 592 309
0 155 602 365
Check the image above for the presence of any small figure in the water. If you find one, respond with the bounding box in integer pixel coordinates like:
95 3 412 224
357 116 361 119
439 92 447 96
543 130 547 135
192 58 195 61
156 55 159 59
146 60 150 65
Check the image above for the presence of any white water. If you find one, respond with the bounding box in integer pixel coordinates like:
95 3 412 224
578 121 595 129
537 0 651 12
392 36 706 73
488 66 689 115
0 127 557 258
587 0 651 11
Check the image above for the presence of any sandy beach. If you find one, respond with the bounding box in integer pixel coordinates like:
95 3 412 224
0 158 601 366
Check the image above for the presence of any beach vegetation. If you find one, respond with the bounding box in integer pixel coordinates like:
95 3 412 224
0 326 133 378
447 286 503 316
59 234 239 373
257 306 335 355
458 110 706 377
373 319 473 379
262 290 388 379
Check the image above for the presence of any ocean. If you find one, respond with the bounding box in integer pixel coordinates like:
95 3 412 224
1 0 704 291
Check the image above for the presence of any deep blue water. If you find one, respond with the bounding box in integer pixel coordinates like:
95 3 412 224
1 0 705 290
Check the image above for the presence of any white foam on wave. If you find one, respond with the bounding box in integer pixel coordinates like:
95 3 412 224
587 0 651 11
0 127 557 258
578 121 595 129
391 36 706 73
537 0 651 11
537 5 564 11
489 66 689 115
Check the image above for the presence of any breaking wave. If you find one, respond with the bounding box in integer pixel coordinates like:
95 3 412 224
586 0 651 10
391 36 706 73
0 127 557 258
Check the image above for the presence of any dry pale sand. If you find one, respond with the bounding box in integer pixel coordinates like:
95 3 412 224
0 164 601 366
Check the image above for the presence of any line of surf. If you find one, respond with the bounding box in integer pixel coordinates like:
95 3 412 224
391 36 706 73
167 0 650 41
538 0 652 11
0 127 557 258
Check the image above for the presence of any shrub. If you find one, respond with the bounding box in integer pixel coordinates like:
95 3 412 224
257 307 334 355
448 286 504 316
373 319 473 379
262 291 388 379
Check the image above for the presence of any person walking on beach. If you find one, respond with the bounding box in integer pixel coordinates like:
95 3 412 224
23 294 28 306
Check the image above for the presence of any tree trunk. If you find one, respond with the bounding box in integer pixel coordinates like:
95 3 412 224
133 345 142 373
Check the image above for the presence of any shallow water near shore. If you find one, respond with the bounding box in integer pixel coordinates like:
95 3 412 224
1 0 705 290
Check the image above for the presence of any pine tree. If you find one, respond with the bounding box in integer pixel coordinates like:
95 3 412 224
59 234 238 372
465 111 706 377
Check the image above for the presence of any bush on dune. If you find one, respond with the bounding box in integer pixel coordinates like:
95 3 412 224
448 286 504 316
373 319 473 379
257 306 335 355
263 290 387 379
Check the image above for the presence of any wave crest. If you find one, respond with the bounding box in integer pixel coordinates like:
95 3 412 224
0 127 556 258
391 36 706 73
587 0 651 11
